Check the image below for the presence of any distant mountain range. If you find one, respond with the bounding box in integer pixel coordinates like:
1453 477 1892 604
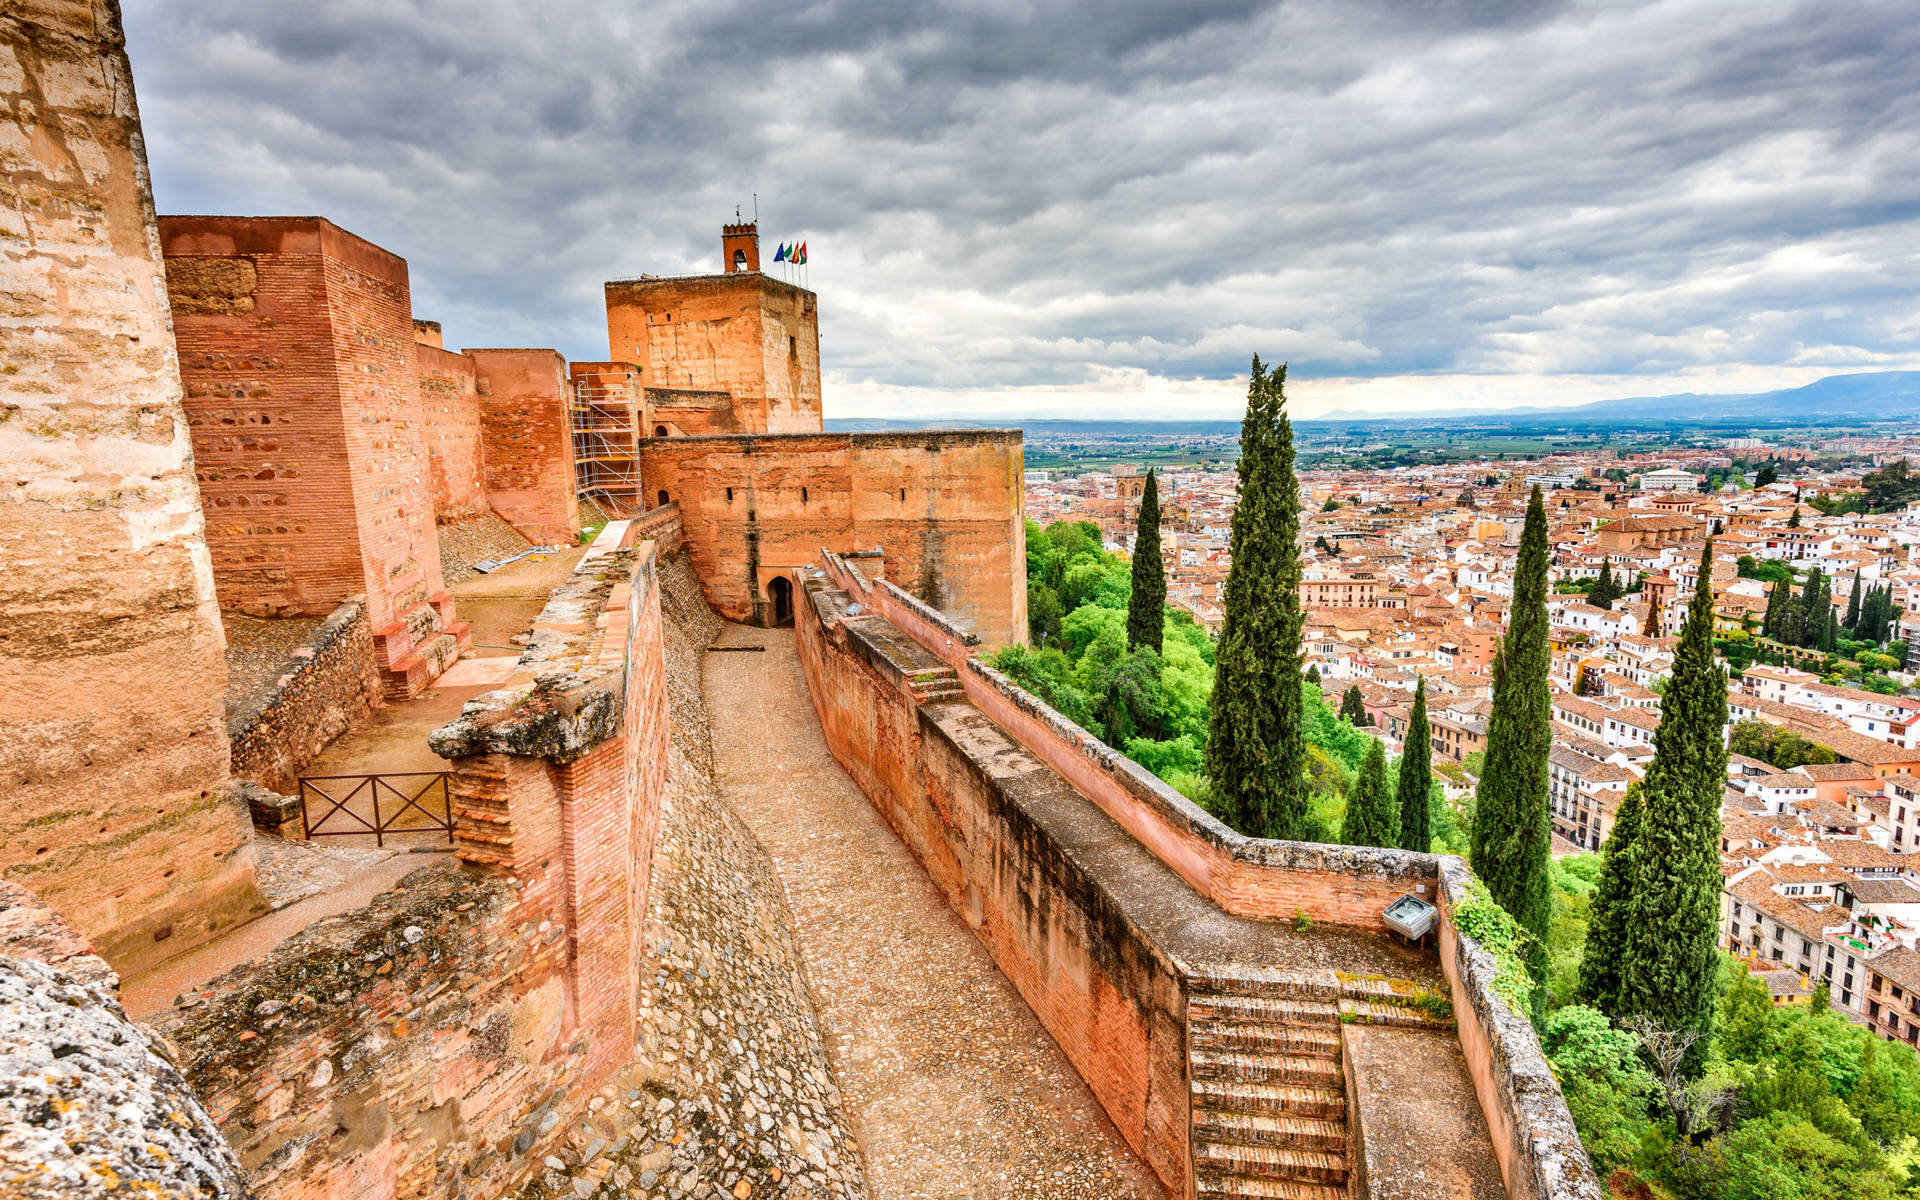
824 370 1920 432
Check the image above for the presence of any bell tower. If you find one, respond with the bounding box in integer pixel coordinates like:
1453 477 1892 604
722 221 760 273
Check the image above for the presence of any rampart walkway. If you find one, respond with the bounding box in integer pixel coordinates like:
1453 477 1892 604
703 623 1166 1200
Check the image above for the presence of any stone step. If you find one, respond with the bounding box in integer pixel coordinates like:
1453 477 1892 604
1190 965 1341 1001
1337 975 1419 1002
1193 1109 1349 1153
1193 1050 1343 1089
1192 1021 1341 1059
1195 1176 1347 1200
1192 1079 1348 1121
1337 997 1453 1030
1189 994 1340 1028
1196 1140 1348 1186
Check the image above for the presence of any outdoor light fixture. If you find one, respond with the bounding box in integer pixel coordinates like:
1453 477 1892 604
1384 893 1438 942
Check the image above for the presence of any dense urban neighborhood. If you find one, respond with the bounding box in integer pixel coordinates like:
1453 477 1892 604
1028 443 1920 1031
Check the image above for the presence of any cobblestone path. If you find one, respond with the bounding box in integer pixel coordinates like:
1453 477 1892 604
704 625 1166 1200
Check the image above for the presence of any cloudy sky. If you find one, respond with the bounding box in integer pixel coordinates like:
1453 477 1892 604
122 0 1920 420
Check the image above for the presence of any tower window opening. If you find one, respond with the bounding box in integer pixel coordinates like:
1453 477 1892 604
726 487 734 502
801 487 809 504
734 250 748 271
789 335 798 359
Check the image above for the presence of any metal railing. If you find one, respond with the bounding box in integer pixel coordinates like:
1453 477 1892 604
298 772 454 845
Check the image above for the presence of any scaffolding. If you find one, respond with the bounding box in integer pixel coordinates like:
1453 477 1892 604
570 374 644 517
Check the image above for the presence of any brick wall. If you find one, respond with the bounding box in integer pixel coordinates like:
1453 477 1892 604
156 524 675 1200
0 0 266 974
415 343 487 520
161 216 468 697
227 600 380 795
164 220 365 616
470 348 579 543
640 430 1028 646
604 273 820 434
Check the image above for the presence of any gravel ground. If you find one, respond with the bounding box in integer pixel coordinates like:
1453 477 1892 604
704 624 1164 1200
222 614 325 725
252 838 407 910
438 512 534 585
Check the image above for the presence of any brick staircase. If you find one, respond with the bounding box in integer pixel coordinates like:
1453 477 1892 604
1188 968 1455 1200
907 666 965 705
1188 968 1351 1200
373 590 471 700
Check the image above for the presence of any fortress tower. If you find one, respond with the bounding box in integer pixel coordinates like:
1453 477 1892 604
604 222 822 435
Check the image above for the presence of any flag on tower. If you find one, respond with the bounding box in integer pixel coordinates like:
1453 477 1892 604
795 241 808 265
773 243 788 263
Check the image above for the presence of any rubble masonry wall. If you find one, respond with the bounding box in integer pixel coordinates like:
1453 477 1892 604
227 599 381 796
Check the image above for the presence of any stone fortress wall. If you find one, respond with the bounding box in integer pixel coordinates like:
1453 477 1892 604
147 519 864 1200
1 8 1595 1200
641 429 1029 646
0 0 267 975
160 215 474 700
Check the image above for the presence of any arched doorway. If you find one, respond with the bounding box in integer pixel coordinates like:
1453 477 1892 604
768 576 794 627
654 424 668 437
656 489 670 509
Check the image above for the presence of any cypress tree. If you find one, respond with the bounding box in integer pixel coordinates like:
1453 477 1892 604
1340 737 1397 848
1127 468 1165 654
1397 677 1433 852
1846 574 1863 634
1612 541 1730 1074
1305 664 1321 684
1206 359 1312 840
1341 685 1367 726
1762 576 1789 640
1788 505 1801 528
1799 568 1827 648
1472 485 1554 1015
1591 560 1617 610
1578 780 1644 1014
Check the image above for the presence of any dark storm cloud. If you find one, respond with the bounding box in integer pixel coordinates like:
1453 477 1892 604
121 0 1920 415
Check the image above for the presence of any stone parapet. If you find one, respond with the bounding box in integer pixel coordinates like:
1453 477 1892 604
1438 858 1605 1200
793 560 1603 1200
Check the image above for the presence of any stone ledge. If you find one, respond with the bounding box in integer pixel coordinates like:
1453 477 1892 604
430 523 649 765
